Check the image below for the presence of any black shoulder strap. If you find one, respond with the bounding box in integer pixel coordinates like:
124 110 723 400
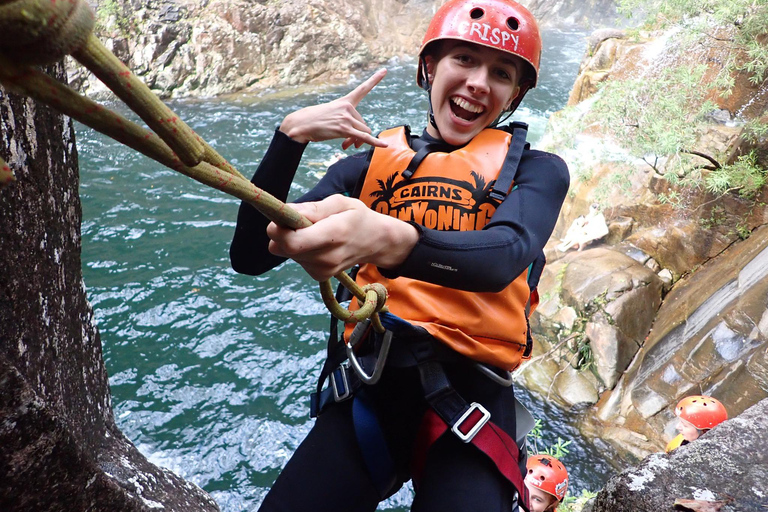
403 143 438 179
402 135 456 180
489 122 529 202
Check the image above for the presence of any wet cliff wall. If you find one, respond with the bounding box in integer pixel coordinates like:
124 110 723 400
72 0 620 99
518 18 768 460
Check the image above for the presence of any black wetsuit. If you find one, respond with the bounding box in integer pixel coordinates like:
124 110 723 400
230 127 569 512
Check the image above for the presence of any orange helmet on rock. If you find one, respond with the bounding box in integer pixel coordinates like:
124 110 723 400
417 0 542 114
525 454 569 502
675 395 728 430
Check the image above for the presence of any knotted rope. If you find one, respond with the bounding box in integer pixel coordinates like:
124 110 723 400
0 0 387 331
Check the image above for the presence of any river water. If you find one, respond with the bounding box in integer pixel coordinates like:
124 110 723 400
77 27 618 511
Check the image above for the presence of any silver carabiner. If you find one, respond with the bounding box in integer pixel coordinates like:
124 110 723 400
345 319 392 385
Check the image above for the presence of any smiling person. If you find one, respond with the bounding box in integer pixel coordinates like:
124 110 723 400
666 395 728 453
230 0 569 510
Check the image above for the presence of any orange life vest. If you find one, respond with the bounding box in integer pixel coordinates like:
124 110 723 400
344 126 533 371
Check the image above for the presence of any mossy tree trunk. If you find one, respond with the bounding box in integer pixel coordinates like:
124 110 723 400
0 63 218 512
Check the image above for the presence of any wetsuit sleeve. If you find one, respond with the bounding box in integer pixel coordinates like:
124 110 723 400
379 151 570 292
229 129 369 276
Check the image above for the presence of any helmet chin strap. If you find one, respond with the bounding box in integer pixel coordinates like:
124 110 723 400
420 59 440 132
490 109 514 128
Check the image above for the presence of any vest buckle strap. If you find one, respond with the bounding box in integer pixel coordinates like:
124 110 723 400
451 402 491 443
488 189 507 202
330 363 352 402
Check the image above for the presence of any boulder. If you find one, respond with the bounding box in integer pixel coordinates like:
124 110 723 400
522 248 663 402
586 398 768 512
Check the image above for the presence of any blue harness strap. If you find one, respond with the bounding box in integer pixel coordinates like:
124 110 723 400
352 390 397 499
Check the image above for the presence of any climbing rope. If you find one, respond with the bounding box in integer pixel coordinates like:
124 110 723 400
0 0 387 331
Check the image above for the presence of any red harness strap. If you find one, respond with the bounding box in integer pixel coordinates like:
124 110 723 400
411 408 530 510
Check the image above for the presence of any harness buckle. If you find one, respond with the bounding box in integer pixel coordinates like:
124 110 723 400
451 402 491 443
330 363 351 402
488 190 507 202
474 362 514 387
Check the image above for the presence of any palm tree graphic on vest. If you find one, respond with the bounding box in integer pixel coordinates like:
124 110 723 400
369 171 497 231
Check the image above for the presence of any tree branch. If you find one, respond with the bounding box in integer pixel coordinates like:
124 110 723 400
682 149 722 169
692 187 741 212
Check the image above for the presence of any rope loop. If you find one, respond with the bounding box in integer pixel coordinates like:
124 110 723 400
319 278 388 333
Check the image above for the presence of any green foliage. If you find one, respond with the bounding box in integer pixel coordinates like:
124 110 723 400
559 489 600 512
576 338 594 371
95 0 134 36
561 0 768 207
526 419 572 459
736 223 752 239
617 0 768 85
699 204 727 229
705 151 767 198
587 64 711 175
744 119 768 144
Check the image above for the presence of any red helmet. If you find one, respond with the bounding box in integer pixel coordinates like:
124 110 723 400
675 395 728 430
525 454 569 502
417 0 542 113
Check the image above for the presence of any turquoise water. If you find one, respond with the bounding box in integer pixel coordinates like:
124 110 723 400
78 28 618 511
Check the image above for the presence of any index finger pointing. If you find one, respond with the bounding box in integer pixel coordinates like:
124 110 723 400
344 69 387 107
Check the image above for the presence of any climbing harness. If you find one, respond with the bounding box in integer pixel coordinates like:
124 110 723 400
312 316 535 509
310 121 539 509
0 0 387 330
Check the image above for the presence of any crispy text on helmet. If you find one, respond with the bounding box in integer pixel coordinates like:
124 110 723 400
457 21 519 50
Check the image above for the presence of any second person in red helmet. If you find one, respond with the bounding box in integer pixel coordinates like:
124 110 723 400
230 0 569 510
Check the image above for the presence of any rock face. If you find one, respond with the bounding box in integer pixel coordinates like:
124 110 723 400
71 0 622 100
0 65 218 511
585 398 768 512
520 0 620 28
589 224 768 457
72 0 438 99
531 19 768 459
519 247 663 406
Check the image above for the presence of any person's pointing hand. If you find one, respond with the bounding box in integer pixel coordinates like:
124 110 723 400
279 69 388 149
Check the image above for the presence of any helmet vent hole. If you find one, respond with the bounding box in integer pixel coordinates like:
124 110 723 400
470 8 484 19
507 17 519 30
